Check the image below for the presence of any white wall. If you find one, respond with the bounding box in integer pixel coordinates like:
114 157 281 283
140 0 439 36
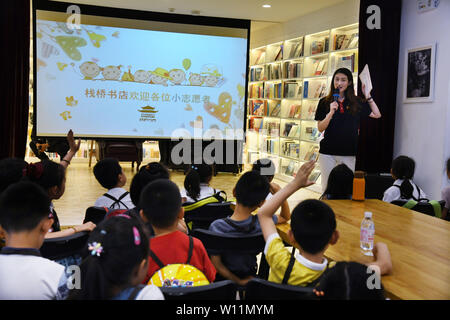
395 0 450 200
250 0 359 49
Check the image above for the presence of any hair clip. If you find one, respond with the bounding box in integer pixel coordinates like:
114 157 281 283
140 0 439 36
132 227 141 246
192 165 198 170
100 230 107 235
88 242 103 257
313 289 324 297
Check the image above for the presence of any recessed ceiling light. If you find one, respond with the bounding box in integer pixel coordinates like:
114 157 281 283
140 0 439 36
262 4 271 8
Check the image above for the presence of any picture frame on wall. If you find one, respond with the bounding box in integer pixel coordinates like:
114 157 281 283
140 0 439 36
404 43 436 103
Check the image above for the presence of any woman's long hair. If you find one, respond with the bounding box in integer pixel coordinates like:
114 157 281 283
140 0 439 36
324 68 364 115
68 216 149 300
184 164 213 201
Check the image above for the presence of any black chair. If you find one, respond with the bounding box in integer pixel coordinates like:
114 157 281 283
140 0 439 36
83 206 108 224
190 228 269 280
365 173 394 199
183 202 234 231
245 278 316 300
40 231 89 261
160 280 237 300
391 199 446 218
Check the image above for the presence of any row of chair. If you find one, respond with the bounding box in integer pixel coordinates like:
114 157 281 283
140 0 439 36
160 278 315 300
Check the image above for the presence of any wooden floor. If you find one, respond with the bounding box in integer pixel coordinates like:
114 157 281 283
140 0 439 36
25 157 320 226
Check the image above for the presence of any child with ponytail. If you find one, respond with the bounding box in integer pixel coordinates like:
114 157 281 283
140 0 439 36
181 164 221 203
383 155 428 203
68 215 164 300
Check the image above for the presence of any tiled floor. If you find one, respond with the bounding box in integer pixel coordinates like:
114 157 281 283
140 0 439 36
26 157 320 227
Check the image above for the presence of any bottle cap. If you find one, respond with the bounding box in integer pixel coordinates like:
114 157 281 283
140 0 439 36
364 211 372 219
355 171 365 179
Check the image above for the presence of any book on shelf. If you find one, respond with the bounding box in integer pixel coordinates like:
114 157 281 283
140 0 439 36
304 145 320 161
336 53 355 73
347 32 359 49
341 35 350 50
265 82 282 99
285 160 296 176
283 122 296 137
288 124 300 138
288 104 302 118
265 121 280 136
314 59 328 76
250 67 264 82
324 37 329 52
308 81 327 99
334 34 347 50
252 100 265 116
254 50 265 65
311 40 324 54
247 151 259 164
304 127 320 141
303 81 309 98
274 45 283 61
284 81 301 99
249 118 263 132
269 101 281 117
303 101 318 120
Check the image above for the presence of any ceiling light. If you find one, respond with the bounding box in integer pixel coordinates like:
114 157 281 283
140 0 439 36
262 4 271 8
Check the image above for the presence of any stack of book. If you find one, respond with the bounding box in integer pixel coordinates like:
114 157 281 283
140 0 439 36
253 50 266 65
303 81 327 99
250 67 264 82
283 82 302 99
249 83 264 98
333 32 358 50
282 141 300 158
283 61 302 78
265 139 277 154
287 104 301 119
265 82 282 99
265 63 282 80
304 145 320 161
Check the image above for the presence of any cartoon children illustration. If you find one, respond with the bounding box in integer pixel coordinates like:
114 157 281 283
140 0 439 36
201 64 223 87
149 68 171 86
102 65 122 81
134 70 151 83
189 73 203 86
169 69 186 85
80 61 101 80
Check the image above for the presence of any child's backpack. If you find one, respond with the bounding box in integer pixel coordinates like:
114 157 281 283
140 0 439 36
182 190 227 211
103 191 130 209
147 236 210 288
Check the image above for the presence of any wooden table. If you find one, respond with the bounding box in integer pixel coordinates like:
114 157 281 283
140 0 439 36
276 199 450 300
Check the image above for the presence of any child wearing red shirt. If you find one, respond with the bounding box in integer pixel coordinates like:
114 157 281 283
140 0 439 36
139 179 216 283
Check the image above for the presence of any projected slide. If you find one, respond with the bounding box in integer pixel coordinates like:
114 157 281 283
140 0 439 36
35 19 248 139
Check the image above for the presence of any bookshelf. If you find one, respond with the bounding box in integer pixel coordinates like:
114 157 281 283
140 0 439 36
246 23 359 193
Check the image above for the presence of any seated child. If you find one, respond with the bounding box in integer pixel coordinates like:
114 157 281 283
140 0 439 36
68 215 164 300
93 158 134 210
0 182 70 299
208 170 291 286
320 163 354 200
314 260 386 300
24 160 96 238
129 162 186 235
180 164 221 203
257 161 392 286
441 158 450 220
383 156 427 203
253 158 290 216
139 179 216 283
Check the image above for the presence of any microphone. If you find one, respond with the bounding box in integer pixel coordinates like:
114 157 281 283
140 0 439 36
333 89 340 102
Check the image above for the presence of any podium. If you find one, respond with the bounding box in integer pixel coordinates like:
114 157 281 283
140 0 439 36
95 140 143 169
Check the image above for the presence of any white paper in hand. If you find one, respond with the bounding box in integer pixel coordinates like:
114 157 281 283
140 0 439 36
359 64 373 97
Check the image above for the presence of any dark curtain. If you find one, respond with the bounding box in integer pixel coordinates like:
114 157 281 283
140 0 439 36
0 0 30 160
356 0 402 173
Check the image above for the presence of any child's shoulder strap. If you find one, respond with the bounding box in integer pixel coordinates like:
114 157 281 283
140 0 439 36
148 235 194 268
127 284 146 300
103 191 130 209
282 247 296 285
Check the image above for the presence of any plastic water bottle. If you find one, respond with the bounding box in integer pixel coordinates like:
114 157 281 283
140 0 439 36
360 211 374 256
